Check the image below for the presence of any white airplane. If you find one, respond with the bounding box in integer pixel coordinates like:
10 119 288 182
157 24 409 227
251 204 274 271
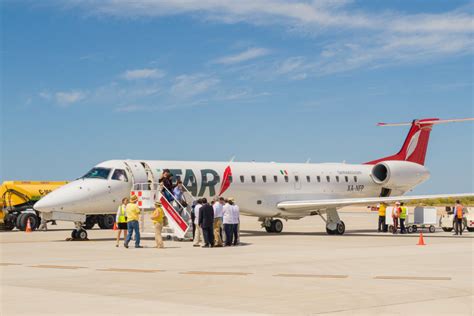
35 117 473 239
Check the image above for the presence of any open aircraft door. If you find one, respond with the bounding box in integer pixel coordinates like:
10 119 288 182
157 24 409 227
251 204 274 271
124 161 148 185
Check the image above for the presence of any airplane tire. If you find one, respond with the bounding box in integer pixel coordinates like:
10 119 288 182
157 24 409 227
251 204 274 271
442 227 453 232
326 226 336 235
336 221 345 235
271 220 283 233
77 229 88 240
467 227 474 232
265 226 273 233
71 230 78 239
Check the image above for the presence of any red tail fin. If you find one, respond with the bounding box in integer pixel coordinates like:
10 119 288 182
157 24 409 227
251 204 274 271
365 118 439 166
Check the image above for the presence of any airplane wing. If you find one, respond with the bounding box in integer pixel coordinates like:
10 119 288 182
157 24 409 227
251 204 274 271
277 193 473 212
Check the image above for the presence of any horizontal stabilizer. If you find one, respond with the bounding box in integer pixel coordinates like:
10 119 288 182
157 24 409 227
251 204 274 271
377 117 474 127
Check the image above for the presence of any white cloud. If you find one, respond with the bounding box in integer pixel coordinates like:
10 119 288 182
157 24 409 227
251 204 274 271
55 91 86 106
121 68 165 80
215 47 271 64
38 91 51 100
171 74 220 98
67 0 473 75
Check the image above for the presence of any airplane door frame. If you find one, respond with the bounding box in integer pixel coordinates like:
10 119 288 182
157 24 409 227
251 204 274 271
123 161 148 186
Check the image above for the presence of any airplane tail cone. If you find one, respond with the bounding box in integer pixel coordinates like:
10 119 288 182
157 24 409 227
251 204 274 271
25 218 32 233
417 231 426 246
113 222 118 231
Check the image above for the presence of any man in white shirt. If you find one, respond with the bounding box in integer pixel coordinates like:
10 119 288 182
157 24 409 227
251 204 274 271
222 199 234 246
231 199 240 246
213 197 225 247
193 199 203 247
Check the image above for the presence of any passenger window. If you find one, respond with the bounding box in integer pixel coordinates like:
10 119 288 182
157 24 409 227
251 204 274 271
354 176 358 182
306 176 311 182
251 176 256 183
262 175 267 183
274 175 278 183
336 176 340 182
240 175 245 183
295 176 299 182
326 176 330 182
111 169 128 182
345 176 349 182
317 176 321 182
284 176 289 182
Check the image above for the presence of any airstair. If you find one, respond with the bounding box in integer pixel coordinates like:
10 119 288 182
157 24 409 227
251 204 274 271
131 182 196 240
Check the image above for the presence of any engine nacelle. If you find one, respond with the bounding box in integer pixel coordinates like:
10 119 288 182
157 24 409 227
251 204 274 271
371 160 430 189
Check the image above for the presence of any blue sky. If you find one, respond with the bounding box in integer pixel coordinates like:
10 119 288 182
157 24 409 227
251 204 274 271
1 0 473 194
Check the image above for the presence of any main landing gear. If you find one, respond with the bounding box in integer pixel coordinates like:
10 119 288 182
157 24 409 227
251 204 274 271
321 208 345 235
261 218 284 233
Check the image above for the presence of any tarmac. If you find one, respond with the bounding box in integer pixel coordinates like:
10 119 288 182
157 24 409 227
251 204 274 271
1 208 473 315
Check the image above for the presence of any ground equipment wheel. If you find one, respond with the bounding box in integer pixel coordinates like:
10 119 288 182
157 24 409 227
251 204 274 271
270 219 283 233
428 225 436 233
336 221 345 235
16 213 26 231
407 226 414 234
467 227 474 232
21 213 39 231
83 216 97 229
388 225 393 233
98 215 115 229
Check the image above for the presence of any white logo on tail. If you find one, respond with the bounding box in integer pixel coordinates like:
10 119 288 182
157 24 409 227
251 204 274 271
405 130 420 160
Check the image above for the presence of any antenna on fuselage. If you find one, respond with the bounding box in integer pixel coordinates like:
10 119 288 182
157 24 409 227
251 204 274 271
229 155 235 162
305 158 311 163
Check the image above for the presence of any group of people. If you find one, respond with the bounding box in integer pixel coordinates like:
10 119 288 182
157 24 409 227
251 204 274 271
192 197 240 248
377 200 466 235
377 201 408 234
114 191 241 249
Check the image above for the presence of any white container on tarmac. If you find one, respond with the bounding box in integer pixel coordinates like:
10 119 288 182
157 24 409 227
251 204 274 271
414 207 437 225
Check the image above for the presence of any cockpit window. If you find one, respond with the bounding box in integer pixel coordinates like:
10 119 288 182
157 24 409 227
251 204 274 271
112 169 128 182
82 167 111 180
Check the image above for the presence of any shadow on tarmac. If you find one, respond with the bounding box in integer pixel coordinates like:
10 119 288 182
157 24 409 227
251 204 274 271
240 229 473 239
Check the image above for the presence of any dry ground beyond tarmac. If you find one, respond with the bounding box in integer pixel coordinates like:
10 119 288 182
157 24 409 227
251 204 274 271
1 208 473 315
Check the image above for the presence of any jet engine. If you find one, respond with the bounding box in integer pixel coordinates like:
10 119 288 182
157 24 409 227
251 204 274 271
370 160 430 189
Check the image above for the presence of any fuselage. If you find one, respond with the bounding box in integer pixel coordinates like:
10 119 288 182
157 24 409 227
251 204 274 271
34 159 430 219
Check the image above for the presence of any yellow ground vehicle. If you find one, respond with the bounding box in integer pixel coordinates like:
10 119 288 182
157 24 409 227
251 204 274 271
1 180 117 231
0 181 68 231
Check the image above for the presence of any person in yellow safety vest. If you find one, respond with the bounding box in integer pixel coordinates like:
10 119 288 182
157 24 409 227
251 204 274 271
124 195 142 248
115 197 129 247
454 200 465 236
399 202 407 234
151 201 165 248
392 202 401 234
378 202 387 232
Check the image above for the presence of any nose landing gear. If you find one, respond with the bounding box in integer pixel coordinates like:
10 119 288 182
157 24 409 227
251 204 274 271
70 222 89 241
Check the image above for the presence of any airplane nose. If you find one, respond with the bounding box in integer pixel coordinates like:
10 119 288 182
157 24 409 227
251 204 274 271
33 180 111 213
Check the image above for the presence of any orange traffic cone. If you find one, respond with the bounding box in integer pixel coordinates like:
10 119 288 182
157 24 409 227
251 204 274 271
25 218 32 233
113 222 118 231
417 231 426 246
